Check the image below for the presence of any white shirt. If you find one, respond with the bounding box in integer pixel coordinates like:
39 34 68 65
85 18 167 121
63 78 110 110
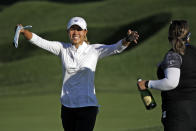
29 33 127 108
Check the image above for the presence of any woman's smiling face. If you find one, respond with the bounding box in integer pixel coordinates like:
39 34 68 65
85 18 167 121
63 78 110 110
68 25 88 46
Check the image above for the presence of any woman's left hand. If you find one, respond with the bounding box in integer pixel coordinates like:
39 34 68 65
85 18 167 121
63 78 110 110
122 29 139 46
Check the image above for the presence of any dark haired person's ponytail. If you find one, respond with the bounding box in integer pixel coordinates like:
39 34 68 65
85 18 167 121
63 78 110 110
168 20 189 55
173 37 186 55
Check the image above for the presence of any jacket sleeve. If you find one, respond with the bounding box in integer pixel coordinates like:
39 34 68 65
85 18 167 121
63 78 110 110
95 40 127 59
29 33 63 56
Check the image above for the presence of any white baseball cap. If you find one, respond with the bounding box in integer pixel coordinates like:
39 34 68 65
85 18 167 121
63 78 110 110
67 17 87 30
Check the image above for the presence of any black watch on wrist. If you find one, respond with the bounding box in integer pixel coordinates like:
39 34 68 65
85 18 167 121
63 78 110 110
145 81 149 88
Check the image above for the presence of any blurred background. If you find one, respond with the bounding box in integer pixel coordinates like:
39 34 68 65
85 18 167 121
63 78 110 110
0 0 196 130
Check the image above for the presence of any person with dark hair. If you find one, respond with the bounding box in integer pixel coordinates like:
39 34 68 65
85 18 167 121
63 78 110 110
17 16 139 131
137 20 196 131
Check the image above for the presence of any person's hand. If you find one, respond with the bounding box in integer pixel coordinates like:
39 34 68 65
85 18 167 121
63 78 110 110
122 29 139 46
15 24 25 33
19 24 25 33
137 80 147 90
15 24 32 40
126 29 139 43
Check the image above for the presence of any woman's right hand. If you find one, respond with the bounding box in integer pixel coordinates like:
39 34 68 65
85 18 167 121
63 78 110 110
15 24 25 33
15 24 33 40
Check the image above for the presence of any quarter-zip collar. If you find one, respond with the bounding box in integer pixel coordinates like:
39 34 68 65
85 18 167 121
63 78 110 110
70 41 88 53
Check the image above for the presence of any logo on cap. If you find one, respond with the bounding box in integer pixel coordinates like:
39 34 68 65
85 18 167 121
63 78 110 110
74 20 78 22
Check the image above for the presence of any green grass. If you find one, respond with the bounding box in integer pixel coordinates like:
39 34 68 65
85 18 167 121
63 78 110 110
0 92 162 131
0 94 62 131
0 0 196 130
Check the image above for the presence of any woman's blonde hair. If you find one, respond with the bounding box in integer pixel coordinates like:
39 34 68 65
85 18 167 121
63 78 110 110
84 34 90 44
168 20 190 55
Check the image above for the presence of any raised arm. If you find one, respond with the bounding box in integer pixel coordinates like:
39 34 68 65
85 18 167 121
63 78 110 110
19 25 62 56
97 29 139 59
